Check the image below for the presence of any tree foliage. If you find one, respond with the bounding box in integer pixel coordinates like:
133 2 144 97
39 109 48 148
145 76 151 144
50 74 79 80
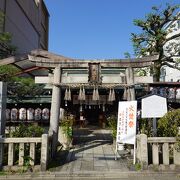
157 109 180 137
131 4 180 81
0 64 20 81
107 115 117 139
11 123 44 137
7 77 45 102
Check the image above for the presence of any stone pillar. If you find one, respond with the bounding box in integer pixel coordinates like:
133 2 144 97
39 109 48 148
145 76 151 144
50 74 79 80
174 147 180 165
41 134 49 171
8 143 14 166
49 66 61 156
19 143 24 166
125 67 135 100
152 143 159 165
136 134 148 169
162 143 169 165
30 143 35 166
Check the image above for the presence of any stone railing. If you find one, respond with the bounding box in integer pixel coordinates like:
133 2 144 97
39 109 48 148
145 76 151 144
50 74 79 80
0 134 49 171
136 134 180 169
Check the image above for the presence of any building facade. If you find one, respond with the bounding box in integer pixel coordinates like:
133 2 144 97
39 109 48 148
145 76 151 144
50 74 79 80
0 0 49 54
162 15 180 82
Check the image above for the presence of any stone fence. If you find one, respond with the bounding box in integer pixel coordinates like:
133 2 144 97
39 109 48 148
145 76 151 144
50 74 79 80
136 134 180 169
0 134 49 171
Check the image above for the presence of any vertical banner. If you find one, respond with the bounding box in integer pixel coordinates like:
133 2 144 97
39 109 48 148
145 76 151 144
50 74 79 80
116 101 137 145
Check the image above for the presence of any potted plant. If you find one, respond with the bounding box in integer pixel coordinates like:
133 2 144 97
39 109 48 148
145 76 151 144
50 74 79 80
59 115 74 149
107 115 117 141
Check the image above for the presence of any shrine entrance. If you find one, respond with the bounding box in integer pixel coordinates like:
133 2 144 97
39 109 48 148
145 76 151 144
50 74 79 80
84 107 101 125
62 87 123 128
27 49 158 155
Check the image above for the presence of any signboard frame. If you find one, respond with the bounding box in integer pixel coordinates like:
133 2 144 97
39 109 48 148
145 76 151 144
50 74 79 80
115 101 137 164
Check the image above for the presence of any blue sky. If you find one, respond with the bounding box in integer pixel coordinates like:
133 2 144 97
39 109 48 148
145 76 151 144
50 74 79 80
44 0 179 59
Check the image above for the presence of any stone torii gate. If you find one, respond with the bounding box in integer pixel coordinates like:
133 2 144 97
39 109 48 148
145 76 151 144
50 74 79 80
27 49 159 155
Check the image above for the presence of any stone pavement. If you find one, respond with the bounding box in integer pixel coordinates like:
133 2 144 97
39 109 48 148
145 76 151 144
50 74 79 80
0 171 179 180
0 125 179 179
57 125 130 173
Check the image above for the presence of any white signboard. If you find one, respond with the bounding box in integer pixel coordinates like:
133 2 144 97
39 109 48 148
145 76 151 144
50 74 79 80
116 101 137 145
141 95 167 118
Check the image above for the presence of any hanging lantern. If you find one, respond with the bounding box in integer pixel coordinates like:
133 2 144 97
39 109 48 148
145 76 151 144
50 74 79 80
65 100 67 107
108 89 112 101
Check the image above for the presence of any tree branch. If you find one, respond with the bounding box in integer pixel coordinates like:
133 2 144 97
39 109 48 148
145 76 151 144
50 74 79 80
165 33 180 44
162 61 180 70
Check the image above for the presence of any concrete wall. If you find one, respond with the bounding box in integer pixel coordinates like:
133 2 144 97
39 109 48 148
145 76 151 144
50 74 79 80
164 66 180 82
5 0 39 54
1 0 49 54
0 0 5 12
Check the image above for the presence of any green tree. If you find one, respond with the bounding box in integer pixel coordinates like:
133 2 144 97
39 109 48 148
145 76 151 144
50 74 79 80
0 64 20 81
131 4 180 82
8 77 45 102
11 124 44 137
157 109 180 137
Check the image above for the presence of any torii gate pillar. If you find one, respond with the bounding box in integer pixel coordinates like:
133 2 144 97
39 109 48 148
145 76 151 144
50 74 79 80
125 67 135 100
49 66 61 156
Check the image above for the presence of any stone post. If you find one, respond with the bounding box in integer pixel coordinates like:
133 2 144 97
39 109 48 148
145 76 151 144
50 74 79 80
136 134 148 169
19 143 24 166
8 143 14 166
125 67 135 101
174 147 180 165
41 134 49 171
162 143 169 165
30 143 35 166
152 143 159 165
49 66 61 156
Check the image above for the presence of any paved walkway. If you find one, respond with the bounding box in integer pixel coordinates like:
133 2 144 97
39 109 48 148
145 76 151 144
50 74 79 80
56 125 130 173
0 126 179 179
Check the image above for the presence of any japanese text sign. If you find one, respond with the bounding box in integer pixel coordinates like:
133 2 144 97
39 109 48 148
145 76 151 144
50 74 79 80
116 101 137 145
